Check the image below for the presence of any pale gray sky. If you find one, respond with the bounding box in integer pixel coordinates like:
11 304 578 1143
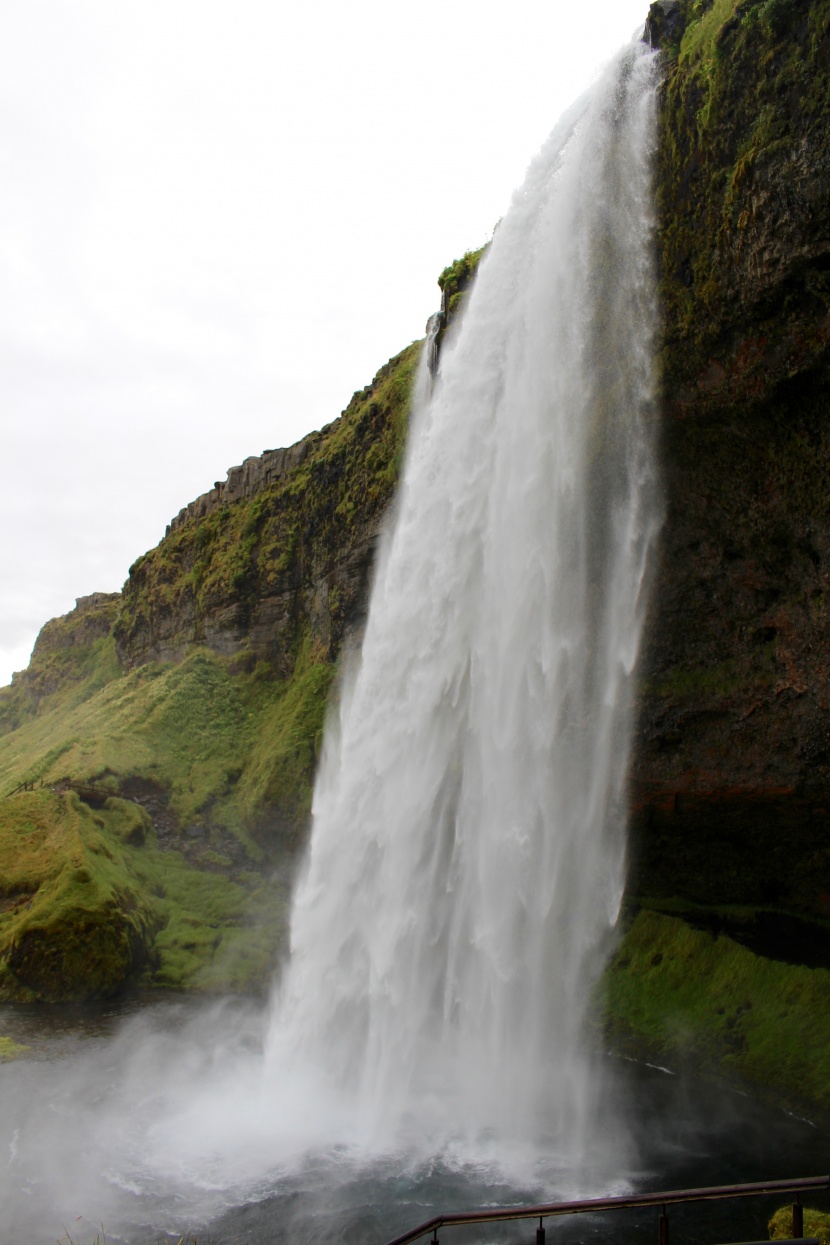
0 0 652 685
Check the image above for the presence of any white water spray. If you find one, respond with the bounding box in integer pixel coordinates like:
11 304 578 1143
266 43 661 1162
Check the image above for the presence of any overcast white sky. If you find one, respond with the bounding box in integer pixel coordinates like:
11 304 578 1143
0 0 651 686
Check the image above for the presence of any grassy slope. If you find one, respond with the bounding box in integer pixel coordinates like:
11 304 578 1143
0 341 422 1002
0 786 281 1000
0 643 334 847
0 653 302 999
602 909 830 1116
0 253 488 1005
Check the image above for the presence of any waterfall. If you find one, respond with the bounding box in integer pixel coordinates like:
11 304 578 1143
0 43 665 1245
266 42 661 1165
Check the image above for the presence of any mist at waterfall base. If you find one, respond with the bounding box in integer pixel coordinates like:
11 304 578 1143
0 40 793 1245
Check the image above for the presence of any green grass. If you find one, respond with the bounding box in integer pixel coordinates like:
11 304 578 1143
236 638 336 841
0 789 155 1001
0 643 324 999
770 1205 830 1242
0 786 288 1000
678 0 742 69
0 1034 27 1060
0 645 335 848
602 909 830 1114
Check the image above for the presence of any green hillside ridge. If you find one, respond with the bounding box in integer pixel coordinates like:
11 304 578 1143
113 342 420 674
0 353 416 1001
0 641 317 999
0 251 483 1004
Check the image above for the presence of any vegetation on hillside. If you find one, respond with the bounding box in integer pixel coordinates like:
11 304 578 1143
0 337 425 1001
113 342 420 675
0 651 308 1000
0 249 495 1004
437 247 487 322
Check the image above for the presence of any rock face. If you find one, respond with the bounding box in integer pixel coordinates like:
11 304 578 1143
23 593 120 668
630 0 830 922
114 348 420 672
166 440 318 536
112 252 481 677
645 0 683 48
7 593 120 709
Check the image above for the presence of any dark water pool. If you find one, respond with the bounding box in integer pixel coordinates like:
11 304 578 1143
1 998 827 1245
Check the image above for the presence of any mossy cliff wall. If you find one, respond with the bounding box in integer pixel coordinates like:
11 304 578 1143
631 0 830 921
113 345 419 673
0 345 421 1002
607 0 830 1116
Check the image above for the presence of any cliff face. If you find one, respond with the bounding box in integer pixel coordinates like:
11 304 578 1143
600 0 830 1122
630 0 830 921
113 345 419 675
111 252 480 678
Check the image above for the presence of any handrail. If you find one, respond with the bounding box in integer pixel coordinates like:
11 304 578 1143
384 1174 830 1245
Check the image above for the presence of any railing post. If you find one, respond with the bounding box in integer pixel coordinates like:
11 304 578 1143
658 1206 669 1245
793 1197 804 1239
536 1216 546 1244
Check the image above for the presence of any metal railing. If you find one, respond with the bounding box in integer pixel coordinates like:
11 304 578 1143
384 1174 830 1245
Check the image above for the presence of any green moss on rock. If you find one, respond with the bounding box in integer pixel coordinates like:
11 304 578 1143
0 596 121 735
0 785 288 1001
0 790 155 1001
436 247 487 349
113 342 420 678
770 1205 830 1242
237 641 336 849
0 1035 27 1061
655 0 830 396
602 909 830 1116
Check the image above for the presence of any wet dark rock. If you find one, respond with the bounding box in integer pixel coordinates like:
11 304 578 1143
631 0 830 919
644 0 684 48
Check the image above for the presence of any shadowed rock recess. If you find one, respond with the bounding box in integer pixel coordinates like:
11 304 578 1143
1 0 830 1117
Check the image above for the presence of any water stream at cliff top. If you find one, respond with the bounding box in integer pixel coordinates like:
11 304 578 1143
1 40 665 1243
